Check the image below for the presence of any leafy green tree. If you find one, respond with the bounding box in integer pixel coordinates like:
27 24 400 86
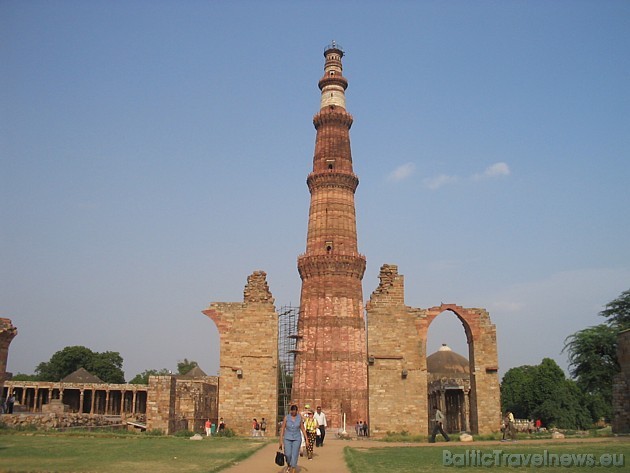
177 358 198 375
563 324 619 421
35 346 125 383
599 288 630 330
129 368 171 384
501 358 591 429
500 364 536 418
10 373 40 381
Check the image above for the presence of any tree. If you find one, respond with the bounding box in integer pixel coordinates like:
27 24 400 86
177 358 198 375
501 358 591 429
563 324 619 421
128 358 200 384
35 346 125 383
129 369 171 384
10 373 39 381
599 288 630 330
561 289 630 422
500 364 536 418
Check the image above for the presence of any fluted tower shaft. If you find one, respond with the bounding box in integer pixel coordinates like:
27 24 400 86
293 43 368 429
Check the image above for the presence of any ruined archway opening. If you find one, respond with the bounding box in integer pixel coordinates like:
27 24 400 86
426 310 471 434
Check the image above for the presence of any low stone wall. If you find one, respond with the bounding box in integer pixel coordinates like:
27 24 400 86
0 413 123 431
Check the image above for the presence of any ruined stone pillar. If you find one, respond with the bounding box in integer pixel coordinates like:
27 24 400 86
146 376 177 434
203 271 278 436
0 318 17 396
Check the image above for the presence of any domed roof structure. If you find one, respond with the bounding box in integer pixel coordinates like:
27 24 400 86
427 344 469 376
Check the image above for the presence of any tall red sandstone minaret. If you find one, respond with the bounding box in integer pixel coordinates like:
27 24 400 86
292 42 368 429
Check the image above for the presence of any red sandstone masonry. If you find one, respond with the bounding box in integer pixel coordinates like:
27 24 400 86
293 45 368 429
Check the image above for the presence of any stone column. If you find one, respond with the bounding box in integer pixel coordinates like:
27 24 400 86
0 318 17 396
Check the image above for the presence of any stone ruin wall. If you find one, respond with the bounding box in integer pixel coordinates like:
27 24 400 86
0 318 17 394
366 264 427 435
202 271 278 436
175 377 218 433
612 328 630 434
366 264 501 436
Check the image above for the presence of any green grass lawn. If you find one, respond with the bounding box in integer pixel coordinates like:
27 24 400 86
0 432 268 473
344 441 629 473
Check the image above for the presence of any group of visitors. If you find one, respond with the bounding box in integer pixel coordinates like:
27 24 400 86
355 420 369 437
251 417 267 437
279 404 328 473
204 417 226 437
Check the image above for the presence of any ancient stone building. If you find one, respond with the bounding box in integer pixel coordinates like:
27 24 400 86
291 42 368 429
366 264 500 435
612 328 630 433
203 271 278 435
0 318 17 395
3 369 217 434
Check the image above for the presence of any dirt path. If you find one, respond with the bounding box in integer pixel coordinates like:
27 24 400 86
223 438 351 473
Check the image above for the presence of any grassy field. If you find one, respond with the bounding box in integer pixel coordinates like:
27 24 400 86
1 430 628 473
0 431 268 473
344 440 629 473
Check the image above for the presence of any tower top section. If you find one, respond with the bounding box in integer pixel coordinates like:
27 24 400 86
319 40 348 110
324 41 344 57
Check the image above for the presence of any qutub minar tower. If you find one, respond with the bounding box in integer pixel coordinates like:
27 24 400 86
291 42 368 428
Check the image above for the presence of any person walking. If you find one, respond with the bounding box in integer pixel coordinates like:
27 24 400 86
279 404 310 473
429 404 450 443
313 405 327 447
205 419 212 437
304 409 318 460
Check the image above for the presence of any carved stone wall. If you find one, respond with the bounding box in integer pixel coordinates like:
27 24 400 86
202 271 278 435
612 328 630 434
366 264 500 436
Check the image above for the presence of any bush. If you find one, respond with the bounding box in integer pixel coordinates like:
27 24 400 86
215 428 236 437
144 429 164 436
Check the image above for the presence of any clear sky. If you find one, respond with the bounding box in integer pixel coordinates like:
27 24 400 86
2 1 629 382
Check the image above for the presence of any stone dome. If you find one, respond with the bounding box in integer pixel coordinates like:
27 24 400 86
427 344 469 375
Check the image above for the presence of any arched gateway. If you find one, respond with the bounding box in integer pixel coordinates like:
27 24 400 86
366 264 500 436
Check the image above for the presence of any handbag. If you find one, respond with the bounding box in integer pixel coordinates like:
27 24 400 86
275 449 285 466
316 428 321 436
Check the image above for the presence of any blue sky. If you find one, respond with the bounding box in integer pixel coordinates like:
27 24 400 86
2 1 629 381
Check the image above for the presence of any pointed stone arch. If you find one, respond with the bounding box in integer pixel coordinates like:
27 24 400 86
422 304 500 434
367 265 500 436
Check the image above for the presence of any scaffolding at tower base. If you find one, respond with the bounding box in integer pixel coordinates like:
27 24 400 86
277 305 299 428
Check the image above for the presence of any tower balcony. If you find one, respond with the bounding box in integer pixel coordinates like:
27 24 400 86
306 171 359 193
313 107 353 129
297 253 366 279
